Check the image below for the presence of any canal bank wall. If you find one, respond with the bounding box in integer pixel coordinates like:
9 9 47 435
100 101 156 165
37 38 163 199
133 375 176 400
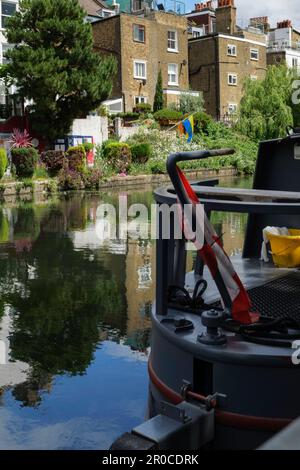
0 167 238 200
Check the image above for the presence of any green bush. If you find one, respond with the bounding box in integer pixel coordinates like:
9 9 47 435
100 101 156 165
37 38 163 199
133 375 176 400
114 112 139 120
11 147 39 178
102 142 132 173
82 142 94 154
153 108 183 122
134 103 152 114
40 150 66 176
66 145 86 173
177 91 205 115
0 148 8 179
149 159 166 174
130 143 152 164
194 111 213 134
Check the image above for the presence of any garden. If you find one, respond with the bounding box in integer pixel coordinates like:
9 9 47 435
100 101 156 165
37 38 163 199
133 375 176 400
0 113 259 196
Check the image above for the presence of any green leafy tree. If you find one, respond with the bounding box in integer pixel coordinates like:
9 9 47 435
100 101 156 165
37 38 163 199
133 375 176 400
177 91 204 115
0 0 116 142
153 70 163 113
238 65 300 141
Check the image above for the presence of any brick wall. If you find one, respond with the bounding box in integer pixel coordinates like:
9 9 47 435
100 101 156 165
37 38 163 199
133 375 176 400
92 12 190 111
92 15 122 99
218 36 266 117
189 37 218 117
189 34 267 118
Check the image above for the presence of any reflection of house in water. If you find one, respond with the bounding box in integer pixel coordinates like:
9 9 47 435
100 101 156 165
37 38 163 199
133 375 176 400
125 241 154 338
0 307 30 390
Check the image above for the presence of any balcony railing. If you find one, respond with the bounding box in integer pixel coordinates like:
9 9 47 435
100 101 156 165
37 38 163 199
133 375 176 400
268 41 300 53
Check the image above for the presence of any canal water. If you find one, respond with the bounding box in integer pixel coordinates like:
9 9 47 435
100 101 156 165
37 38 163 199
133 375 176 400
0 177 252 450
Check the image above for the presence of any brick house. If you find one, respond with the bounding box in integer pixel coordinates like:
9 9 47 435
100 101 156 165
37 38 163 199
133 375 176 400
92 10 193 113
188 0 267 119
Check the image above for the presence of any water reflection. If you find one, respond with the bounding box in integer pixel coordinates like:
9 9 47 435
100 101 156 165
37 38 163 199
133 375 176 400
0 179 249 449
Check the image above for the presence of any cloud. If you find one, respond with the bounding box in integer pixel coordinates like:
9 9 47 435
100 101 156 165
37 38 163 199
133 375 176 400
235 0 300 30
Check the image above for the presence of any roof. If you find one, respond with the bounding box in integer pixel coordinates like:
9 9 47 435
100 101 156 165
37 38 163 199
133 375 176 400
78 0 112 16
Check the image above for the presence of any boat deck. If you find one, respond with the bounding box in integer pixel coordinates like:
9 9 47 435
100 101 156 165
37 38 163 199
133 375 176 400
186 257 300 320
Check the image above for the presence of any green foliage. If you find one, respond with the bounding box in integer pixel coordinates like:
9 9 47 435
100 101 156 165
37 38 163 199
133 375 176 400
153 70 163 113
130 143 152 164
11 147 39 178
1 0 116 141
126 124 258 176
177 91 205 115
114 112 139 119
41 150 66 176
82 168 102 190
0 148 8 179
148 160 166 174
238 65 298 141
58 167 84 190
134 103 152 114
194 111 213 134
34 164 49 179
82 142 94 154
102 142 132 173
66 145 86 173
153 108 183 122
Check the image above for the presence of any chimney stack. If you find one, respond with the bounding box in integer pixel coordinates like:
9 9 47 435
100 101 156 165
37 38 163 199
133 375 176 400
194 1 213 11
277 20 292 29
215 0 237 36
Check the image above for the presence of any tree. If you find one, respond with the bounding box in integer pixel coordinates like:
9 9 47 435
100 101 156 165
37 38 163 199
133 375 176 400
238 65 300 141
0 0 116 142
153 70 163 112
177 91 204 115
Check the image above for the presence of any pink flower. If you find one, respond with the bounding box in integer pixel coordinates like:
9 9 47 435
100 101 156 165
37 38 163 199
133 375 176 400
119 172 127 177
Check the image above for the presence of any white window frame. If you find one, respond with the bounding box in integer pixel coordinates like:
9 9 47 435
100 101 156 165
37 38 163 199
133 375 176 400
167 30 178 52
134 96 147 105
133 24 145 43
250 75 258 81
228 73 238 86
250 48 259 61
228 103 238 114
133 60 147 80
1 1 17 30
1 42 12 64
227 44 237 56
168 63 179 86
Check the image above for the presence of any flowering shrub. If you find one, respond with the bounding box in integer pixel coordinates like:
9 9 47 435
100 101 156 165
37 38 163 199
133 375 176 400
82 168 102 189
41 150 66 176
9 129 33 148
58 167 84 190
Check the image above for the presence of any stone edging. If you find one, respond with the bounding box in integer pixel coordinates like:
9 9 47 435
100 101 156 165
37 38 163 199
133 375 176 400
0 167 238 197
98 167 238 189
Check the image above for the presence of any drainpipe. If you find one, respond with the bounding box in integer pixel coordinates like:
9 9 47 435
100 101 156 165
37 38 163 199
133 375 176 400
214 36 221 121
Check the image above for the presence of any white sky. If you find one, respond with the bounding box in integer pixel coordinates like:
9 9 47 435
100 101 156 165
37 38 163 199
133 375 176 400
186 0 300 30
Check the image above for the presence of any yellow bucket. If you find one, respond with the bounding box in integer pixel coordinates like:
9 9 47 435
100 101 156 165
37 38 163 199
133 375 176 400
268 229 300 268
